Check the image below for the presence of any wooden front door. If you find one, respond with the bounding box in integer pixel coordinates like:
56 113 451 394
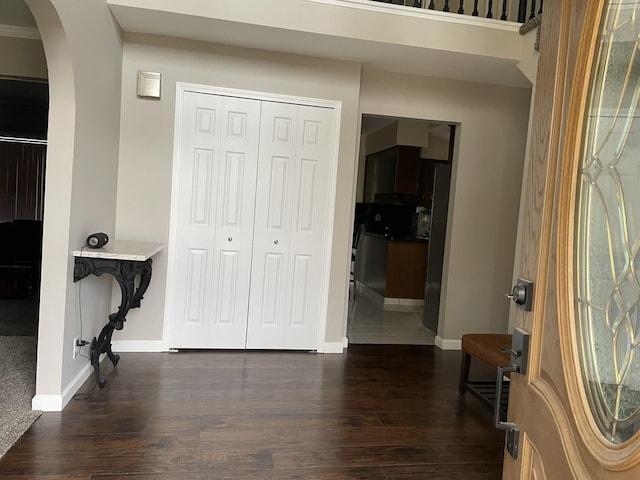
504 0 640 478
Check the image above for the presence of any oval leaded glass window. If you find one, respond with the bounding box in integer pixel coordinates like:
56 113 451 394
576 1 640 444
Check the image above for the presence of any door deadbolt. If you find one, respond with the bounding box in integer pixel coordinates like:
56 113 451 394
506 284 526 304
505 278 534 311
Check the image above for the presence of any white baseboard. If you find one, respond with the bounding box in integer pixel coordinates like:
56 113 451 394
61 360 95 407
321 340 346 353
32 394 62 411
435 336 462 350
111 340 162 352
356 283 423 311
342 336 349 348
32 359 95 411
114 339 341 353
384 298 424 307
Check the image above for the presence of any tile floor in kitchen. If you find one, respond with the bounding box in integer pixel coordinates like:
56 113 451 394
347 284 436 345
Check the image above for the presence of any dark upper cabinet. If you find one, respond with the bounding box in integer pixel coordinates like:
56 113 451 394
364 146 422 203
393 146 421 194
363 148 396 202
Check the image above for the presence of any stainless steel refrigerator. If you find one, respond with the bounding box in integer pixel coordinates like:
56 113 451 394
422 162 452 333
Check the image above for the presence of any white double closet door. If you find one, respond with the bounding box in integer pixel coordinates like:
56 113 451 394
170 90 334 350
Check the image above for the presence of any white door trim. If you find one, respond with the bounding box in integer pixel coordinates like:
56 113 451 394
162 82 342 352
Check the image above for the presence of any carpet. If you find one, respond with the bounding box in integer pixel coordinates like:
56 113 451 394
0 336 41 459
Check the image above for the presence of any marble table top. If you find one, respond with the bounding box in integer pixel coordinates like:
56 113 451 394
73 239 164 261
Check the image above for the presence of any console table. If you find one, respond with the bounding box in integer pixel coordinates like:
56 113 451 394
73 240 163 389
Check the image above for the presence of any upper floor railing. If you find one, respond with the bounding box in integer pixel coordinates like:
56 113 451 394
368 0 543 23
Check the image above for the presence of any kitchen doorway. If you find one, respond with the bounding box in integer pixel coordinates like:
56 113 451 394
348 115 454 345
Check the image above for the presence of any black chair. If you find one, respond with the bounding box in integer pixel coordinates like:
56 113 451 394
350 224 365 297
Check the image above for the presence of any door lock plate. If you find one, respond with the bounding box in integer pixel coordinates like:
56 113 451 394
507 278 534 311
511 327 530 375
506 429 519 458
494 328 531 459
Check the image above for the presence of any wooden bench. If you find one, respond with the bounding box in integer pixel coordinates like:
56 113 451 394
459 333 513 411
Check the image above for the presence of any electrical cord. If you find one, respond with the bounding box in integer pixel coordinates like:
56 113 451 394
72 244 99 400
78 245 86 343
71 380 97 401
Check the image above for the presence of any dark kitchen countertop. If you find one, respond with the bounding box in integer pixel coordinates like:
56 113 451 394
364 232 429 243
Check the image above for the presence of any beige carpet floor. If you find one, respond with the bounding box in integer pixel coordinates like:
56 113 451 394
0 336 41 459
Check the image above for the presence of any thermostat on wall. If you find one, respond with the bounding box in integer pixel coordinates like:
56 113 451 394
137 71 161 99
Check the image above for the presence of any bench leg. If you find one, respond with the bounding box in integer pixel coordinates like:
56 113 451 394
458 351 471 395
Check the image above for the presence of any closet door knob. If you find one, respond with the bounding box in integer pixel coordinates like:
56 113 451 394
228 237 232 242
274 240 279 245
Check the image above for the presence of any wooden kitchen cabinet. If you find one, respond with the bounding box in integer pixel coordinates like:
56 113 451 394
393 146 421 194
385 240 429 299
363 145 422 202
355 233 429 300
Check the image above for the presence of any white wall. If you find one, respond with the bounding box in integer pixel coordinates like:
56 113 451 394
518 28 540 85
115 34 531 350
26 0 122 409
396 119 430 148
364 119 431 155
422 134 450 160
114 33 361 346
365 122 398 156
360 69 531 342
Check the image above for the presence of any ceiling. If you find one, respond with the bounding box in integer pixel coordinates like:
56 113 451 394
360 115 451 139
2 1 531 88
360 116 397 136
107 1 532 88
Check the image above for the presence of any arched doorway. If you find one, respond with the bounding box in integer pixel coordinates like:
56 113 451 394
22 0 123 411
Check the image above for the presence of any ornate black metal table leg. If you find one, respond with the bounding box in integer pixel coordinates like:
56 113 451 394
89 322 121 389
130 261 152 308
104 325 120 366
74 257 153 389
89 337 103 389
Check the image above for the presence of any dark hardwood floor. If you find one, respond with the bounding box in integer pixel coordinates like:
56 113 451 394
0 345 505 479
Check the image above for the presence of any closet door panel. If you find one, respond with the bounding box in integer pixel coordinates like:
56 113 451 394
183 248 208 325
290 254 311 327
170 92 222 348
246 102 298 348
260 253 285 326
247 103 334 350
207 96 261 348
284 106 334 349
171 93 260 349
